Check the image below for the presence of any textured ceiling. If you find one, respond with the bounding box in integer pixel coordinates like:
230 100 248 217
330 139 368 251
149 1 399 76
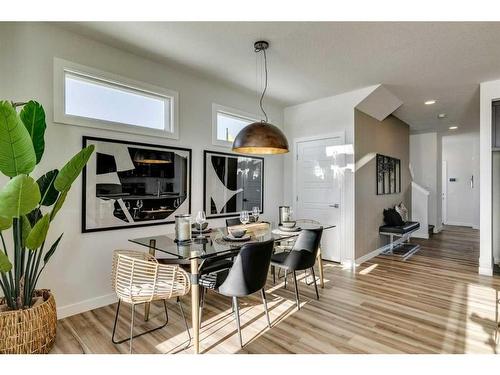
58 22 500 133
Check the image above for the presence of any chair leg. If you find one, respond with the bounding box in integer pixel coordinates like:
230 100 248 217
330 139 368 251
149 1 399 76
261 289 271 328
284 270 288 289
111 299 169 346
233 296 243 347
129 304 135 354
272 265 276 284
292 271 300 310
177 297 192 349
311 267 319 300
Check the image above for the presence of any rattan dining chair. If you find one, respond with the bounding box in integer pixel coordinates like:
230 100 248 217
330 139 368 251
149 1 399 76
111 250 191 353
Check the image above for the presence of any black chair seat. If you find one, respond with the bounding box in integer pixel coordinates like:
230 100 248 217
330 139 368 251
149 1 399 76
271 252 288 264
200 269 229 289
379 221 420 235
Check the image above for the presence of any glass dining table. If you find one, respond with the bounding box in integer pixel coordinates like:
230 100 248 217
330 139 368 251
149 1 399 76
129 220 335 354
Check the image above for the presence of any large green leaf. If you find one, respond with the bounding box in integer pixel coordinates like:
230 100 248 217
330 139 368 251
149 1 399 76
37 169 59 206
26 214 50 250
0 175 40 218
19 101 46 164
0 216 12 231
21 215 32 248
54 145 94 192
0 252 12 273
43 233 63 265
0 101 36 177
50 190 67 222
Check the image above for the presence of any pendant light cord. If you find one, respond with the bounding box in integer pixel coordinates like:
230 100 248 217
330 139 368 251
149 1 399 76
258 47 269 123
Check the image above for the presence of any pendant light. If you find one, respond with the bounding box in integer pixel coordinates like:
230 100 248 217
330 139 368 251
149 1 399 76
232 41 289 155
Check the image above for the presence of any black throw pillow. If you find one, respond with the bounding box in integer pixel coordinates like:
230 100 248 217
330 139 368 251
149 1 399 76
383 208 404 226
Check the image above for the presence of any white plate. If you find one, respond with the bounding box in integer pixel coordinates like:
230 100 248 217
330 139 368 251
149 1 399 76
278 226 302 232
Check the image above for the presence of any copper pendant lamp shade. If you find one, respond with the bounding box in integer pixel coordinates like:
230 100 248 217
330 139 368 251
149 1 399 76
232 121 289 154
232 40 289 155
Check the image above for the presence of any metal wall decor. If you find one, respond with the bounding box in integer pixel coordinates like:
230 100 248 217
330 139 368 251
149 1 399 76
376 153 401 195
82 136 191 232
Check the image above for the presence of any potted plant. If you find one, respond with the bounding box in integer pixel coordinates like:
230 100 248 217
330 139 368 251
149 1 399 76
0 100 94 353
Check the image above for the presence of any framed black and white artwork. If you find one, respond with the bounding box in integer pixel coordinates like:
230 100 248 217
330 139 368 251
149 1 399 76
376 153 401 195
82 136 191 232
203 150 264 218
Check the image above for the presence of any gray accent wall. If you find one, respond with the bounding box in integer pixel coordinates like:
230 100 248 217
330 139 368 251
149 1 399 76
354 109 411 259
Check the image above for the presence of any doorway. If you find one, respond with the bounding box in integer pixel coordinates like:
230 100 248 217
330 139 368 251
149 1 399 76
294 134 345 262
441 134 476 227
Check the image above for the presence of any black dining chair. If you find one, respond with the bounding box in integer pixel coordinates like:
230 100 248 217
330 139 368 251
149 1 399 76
271 227 323 309
198 240 274 347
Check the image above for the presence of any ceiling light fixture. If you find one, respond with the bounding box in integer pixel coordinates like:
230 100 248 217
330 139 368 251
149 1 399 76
425 100 437 105
232 41 289 155
438 113 447 119
449 126 458 130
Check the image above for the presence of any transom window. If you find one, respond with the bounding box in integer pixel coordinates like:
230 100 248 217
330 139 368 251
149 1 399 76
212 104 258 147
54 58 179 139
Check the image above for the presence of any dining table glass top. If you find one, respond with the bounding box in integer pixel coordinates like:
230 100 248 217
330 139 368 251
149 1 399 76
129 221 335 260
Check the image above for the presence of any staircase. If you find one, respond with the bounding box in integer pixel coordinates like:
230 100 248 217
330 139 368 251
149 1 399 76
411 181 430 239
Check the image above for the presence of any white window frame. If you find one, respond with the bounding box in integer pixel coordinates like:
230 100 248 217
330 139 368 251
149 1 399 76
54 58 179 139
212 103 259 148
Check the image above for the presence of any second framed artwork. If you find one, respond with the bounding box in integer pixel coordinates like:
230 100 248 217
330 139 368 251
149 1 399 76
82 136 191 232
203 150 264 218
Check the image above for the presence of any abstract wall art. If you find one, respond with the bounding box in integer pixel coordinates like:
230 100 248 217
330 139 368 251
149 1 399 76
82 136 191 232
203 150 264 218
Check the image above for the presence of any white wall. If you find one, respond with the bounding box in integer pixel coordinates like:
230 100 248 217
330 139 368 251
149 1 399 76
283 86 378 265
410 133 438 229
0 23 285 317
441 132 480 228
479 79 500 276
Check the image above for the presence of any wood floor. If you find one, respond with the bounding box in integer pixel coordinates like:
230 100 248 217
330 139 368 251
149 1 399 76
52 226 500 354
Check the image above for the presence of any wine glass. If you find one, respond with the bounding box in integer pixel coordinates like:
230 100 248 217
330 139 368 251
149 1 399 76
252 206 260 222
195 211 206 238
240 210 250 225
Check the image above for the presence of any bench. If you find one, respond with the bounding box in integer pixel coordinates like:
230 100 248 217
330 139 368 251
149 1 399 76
379 221 421 260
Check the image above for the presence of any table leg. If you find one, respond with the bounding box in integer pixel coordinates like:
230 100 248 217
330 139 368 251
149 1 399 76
190 254 200 354
317 247 324 289
144 239 156 322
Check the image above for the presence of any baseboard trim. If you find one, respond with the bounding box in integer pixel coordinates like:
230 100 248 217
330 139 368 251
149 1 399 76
478 266 493 276
57 293 117 320
444 221 473 227
355 243 392 265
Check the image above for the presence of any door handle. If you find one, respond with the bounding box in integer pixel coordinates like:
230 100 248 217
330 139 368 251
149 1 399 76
329 204 340 208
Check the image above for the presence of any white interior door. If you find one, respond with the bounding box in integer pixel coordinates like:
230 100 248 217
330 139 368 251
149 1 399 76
442 140 474 227
441 160 447 224
295 136 344 262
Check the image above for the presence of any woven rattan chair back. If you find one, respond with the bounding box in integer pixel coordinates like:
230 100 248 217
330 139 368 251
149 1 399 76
112 250 190 304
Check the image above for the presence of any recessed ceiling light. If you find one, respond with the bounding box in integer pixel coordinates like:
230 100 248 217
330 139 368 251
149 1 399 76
438 113 447 119
425 100 437 105
449 126 458 130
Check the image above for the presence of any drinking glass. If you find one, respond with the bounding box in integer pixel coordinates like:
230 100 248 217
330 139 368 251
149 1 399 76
252 206 260 222
195 210 206 238
240 211 250 225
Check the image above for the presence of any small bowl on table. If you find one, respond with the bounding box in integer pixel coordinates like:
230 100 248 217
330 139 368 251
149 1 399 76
281 221 296 229
228 228 247 238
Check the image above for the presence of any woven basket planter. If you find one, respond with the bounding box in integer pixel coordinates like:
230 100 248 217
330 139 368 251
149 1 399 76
0 290 57 354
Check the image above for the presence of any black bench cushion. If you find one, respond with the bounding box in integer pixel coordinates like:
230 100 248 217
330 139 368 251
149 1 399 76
379 221 420 234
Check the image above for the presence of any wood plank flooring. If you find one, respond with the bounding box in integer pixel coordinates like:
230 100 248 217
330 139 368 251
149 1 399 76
52 226 500 354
